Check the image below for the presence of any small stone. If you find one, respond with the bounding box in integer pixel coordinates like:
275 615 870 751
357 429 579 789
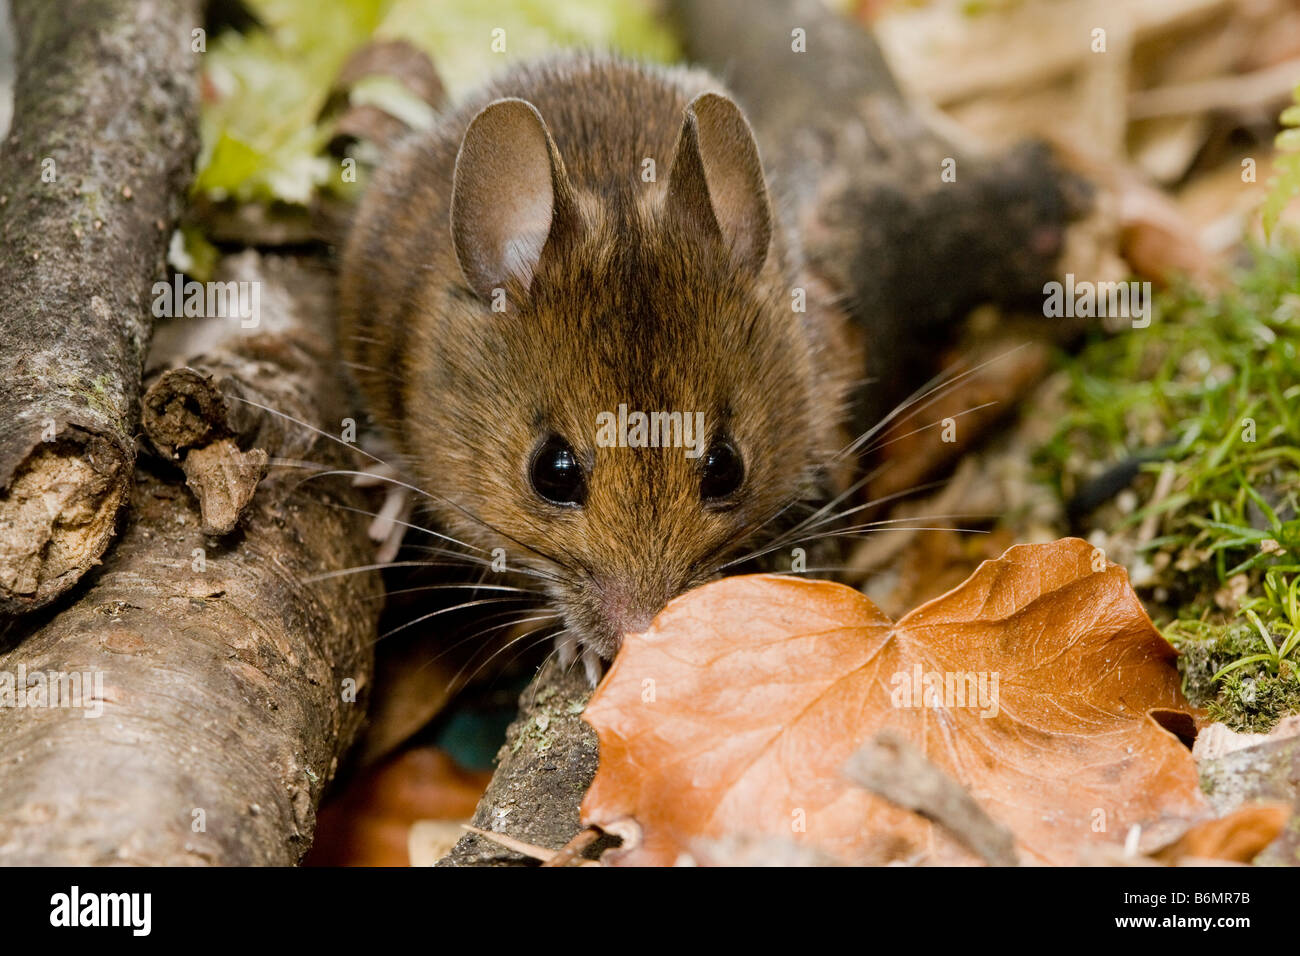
1214 573 1250 611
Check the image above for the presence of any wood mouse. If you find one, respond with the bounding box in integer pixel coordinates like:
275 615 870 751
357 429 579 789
339 53 860 682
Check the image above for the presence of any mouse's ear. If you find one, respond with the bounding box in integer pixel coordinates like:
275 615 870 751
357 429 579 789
451 98 577 300
665 92 772 277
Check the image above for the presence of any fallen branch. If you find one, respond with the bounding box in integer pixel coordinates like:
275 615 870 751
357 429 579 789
0 0 200 614
141 252 336 534
0 253 382 865
1127 57 1300 120
438 660 600 867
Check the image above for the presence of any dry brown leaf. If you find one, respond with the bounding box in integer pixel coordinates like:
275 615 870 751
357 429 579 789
1153 804 1291 865
581 538 1210 866
865 339 1050 505
305 747 490 867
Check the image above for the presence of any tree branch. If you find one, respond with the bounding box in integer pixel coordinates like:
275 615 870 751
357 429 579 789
0 0 200 613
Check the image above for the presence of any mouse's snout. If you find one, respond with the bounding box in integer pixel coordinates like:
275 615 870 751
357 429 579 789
562 573 679 662
595 577 660 640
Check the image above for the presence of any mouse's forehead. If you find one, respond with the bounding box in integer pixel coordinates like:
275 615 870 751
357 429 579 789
527 273 761 414
531 218 776 346
486 205 803 437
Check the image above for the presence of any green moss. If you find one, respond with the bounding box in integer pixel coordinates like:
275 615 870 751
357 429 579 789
1169 616 1300 732
1208 669 1300 732
507 682 590 756
1036 247 1300 729
77 372 129 433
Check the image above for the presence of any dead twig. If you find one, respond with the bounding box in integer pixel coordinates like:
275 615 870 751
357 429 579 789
844 730 1020 867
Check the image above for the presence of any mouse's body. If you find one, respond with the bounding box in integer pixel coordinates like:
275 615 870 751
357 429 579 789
340 53 858 678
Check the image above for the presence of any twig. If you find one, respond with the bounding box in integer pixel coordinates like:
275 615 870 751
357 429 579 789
844 730 1020 866
1128 57 1300 120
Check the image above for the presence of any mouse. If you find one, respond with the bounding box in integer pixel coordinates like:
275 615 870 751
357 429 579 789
339 52 861 683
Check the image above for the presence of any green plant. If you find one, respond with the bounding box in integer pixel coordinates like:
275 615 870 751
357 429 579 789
1262 83 1300 239
1211 607 1300 682
1036 248 1300 730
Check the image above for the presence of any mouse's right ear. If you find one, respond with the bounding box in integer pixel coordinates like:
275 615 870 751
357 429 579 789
665 92 772 278
451 98 577 301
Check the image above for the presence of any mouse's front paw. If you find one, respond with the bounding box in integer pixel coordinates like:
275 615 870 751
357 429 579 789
555 633 605 687
581 647 604 687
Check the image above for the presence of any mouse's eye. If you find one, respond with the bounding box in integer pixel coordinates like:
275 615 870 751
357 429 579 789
699 437 744 504
530 435 587 507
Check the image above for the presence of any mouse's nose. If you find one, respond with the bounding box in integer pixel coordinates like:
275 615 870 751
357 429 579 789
597 579 663 638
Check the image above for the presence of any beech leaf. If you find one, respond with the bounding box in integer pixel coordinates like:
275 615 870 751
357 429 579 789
580 538 1211 865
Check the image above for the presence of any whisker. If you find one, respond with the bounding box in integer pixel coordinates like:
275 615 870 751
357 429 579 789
810 524 990 542
809 511 995 536
397 543 564 584
717 476 953 572
289 468 493 548
770 565 881 576
792 478 952 539
693 478 830 572
833 345 1028 462
377 596 535 643
529 630 574 707
228 395 389 467
325 499 565 584
363 582 538 602
754 464 891 551
447 615 561 688
260 433 585 581
717 522 989 573
305 560 476 584
859 401 999 457
299 467 588 578
495 628 567 679
404 604 550 676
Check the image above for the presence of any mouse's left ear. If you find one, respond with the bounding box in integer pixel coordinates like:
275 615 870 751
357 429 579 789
451 97 578 301
665 92 773 277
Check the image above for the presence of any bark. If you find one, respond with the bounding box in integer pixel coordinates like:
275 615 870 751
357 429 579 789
438 660 601 866
0 0 201 614
442 0 1091 866
0 253 382 865
182 440 270 536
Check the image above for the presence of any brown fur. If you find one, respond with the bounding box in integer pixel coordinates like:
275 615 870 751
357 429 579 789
339 52 857 661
